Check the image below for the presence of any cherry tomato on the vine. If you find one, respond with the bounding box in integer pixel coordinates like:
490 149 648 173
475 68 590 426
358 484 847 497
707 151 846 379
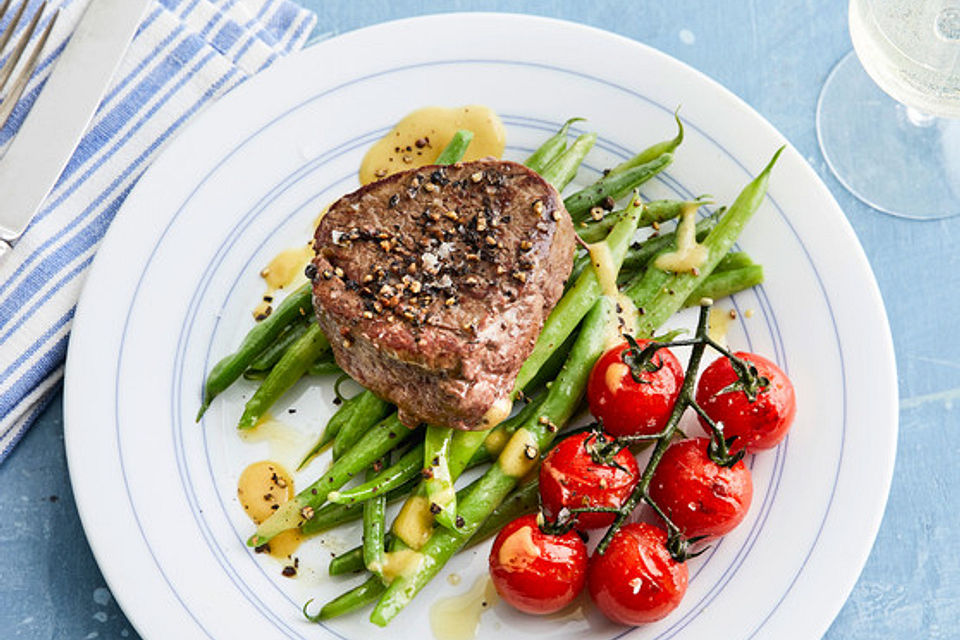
488 514 588 615
649 437 753 538
695 351 796 452
588 522 688 625
539 431 639 530
587 339 684 438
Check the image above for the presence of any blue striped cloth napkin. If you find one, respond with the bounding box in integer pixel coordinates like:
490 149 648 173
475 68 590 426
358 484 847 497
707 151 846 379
0 0 317 461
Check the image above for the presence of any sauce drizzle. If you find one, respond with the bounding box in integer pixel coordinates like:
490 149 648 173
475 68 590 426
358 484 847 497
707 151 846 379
587 241 639 345
360 105 505 185
708 307 735 345
253 244 313 320
429 575 499 640
654 203 709 274
237 460 303 560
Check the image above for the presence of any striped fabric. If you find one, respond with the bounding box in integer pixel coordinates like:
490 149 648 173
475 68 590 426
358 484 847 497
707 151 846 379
0 0 317 461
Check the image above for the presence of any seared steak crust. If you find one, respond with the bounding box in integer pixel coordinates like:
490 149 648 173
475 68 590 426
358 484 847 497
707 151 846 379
310 159 575 430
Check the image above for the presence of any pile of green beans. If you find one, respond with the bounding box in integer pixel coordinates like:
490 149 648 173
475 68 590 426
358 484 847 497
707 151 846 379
624 148 782 336
371 296 617 624
196 282 313 420
195 116 779 627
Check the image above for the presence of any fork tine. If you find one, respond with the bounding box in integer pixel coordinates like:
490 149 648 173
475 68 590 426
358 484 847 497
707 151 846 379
0 0 29 60
0 0 12 24
0 5 55 129
0 1 45 96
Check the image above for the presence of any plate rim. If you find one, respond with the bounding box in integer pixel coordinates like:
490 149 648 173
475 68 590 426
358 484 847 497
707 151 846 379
63 11 898 640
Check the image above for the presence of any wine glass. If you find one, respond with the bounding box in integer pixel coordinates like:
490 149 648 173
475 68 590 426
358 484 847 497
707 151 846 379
817 0 960 219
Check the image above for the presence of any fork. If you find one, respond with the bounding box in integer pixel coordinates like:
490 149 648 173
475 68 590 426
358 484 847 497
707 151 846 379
0 0 59 130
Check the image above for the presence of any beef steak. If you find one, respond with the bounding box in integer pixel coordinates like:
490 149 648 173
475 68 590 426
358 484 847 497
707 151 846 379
309 159 575 430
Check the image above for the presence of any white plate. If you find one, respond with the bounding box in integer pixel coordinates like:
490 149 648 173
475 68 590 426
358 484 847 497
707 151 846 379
64 13 897 640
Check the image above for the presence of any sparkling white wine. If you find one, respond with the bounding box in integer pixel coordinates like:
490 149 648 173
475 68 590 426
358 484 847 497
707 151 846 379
849 0 960 118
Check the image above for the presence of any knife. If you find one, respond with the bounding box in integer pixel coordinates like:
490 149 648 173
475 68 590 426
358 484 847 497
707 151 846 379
0 0 151 259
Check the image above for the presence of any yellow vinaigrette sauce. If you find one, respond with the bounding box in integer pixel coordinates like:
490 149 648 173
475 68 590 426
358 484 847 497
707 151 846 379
430 575 500 640
654 202 708 274
237 460 303 561
252 243 313 321
238 413 311 470
586 239 639 346
708 306 736 345
359 105 506 184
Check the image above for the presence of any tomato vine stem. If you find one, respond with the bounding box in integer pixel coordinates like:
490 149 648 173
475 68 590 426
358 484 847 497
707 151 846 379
594 302 712 559
541 300 760 561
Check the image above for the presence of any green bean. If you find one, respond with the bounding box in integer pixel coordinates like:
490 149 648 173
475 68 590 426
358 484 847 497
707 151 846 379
300 478 419 537
561 116 682 222
328 397 544 510
571 201 717 284
247 317 311 371
607 111 684 178
625 148 783 336
307 360 344 377
333 391 392 460
464 475 540 549
363 463 387 571
344 400 544 575
329 443 424 505
322 438 517 583
369 297 616 626
197 282 312 419
320 407 550 611
683 265 764 307
444 426 486 474
539 133 597 192
618 216 718 282
237 323 331 429
318 432 537 619
249 414 420 546
306 575 386 622
520 329 579 396
577 197 708 244
329 545 368 576
564 153 673 223
473 396 546 462
423 426 458 529
298 391 362 471
515 196 644 394
524 117 584 173
434 130 474 165
340 402 495 525
713 251 755 272
575 213 618 245
315 514 445 620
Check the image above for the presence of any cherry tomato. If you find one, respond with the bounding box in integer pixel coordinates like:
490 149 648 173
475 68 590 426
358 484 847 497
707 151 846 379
588 522 688 625
539 431 639 530
587 339 684 438
649 437 753 538
695 352 796 452
488 514 588 615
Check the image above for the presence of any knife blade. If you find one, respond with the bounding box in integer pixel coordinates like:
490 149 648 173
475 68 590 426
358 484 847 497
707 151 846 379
0 0 150 251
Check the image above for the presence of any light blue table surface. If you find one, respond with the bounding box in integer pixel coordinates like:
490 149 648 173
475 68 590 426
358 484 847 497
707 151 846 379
3 1 958 638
